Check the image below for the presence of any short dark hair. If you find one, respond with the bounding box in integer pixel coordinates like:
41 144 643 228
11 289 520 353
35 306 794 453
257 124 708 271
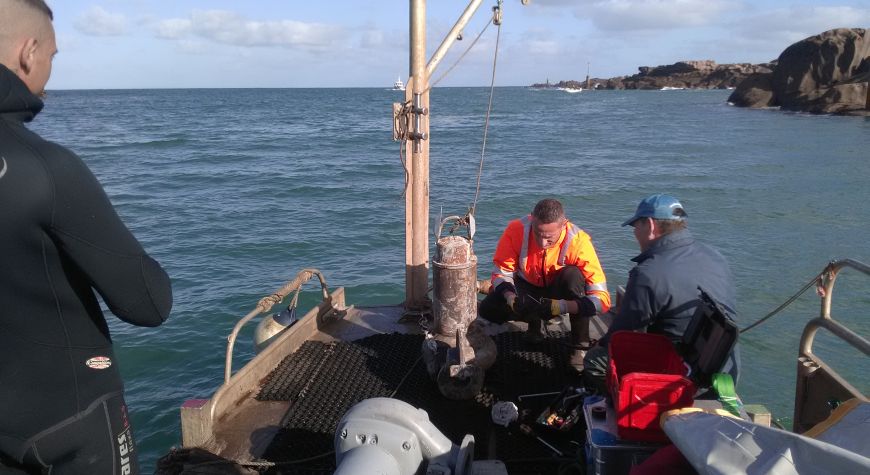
532 198 565 224
16 0 53 20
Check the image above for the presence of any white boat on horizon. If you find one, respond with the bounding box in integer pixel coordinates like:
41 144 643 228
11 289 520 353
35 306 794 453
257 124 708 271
660 86 686 90
393 77 405 91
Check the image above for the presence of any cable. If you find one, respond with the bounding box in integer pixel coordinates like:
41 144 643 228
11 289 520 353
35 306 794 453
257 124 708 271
399 136 409 198
428 19 494 92
470 20 501 216
739 270 825 334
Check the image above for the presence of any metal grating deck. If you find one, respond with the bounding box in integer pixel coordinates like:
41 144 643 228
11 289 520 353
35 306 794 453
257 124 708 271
257 331 587 474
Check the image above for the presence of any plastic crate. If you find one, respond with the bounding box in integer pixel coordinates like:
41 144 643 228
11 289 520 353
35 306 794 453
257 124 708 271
583 396 662 475
607 331 695 442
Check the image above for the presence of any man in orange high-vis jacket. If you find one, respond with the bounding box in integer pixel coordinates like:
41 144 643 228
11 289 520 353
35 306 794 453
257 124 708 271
479 198 611 372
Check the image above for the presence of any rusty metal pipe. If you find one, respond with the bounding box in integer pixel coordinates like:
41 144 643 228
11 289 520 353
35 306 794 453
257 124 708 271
432 235 478 335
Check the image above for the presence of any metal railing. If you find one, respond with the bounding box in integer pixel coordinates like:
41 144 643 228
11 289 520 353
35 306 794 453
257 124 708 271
794 258 869 432
224 268 331 383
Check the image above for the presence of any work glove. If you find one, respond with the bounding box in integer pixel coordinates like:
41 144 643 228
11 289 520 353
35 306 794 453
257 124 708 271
537 298 564 320
515 296 562 321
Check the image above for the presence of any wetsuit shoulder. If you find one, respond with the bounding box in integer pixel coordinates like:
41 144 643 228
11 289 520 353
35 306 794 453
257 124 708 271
36 139 172 326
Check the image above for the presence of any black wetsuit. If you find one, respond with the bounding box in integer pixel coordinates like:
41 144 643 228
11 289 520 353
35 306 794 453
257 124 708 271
0 65 172 474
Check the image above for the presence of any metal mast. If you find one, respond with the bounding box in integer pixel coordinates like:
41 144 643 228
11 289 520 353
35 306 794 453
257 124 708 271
405 0 430 311
403 0 516 311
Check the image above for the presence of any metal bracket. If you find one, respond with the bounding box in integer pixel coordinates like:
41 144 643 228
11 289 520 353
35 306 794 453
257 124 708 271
492 4 503 25
392 101 430 142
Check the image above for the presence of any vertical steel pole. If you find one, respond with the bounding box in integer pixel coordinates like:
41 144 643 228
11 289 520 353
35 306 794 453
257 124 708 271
405 0 430 309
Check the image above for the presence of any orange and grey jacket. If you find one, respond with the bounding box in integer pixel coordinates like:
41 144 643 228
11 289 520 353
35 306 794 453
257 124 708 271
491 216 611 313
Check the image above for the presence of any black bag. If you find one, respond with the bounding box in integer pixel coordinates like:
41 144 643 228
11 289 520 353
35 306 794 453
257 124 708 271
679 288 739 388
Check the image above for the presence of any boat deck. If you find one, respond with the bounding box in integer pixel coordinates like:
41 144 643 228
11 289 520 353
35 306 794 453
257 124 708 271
191 305 612 474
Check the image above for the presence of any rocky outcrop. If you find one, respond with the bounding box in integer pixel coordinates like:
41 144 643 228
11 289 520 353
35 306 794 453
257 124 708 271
531 61 773 91
728 28 869 115
617 61 774 89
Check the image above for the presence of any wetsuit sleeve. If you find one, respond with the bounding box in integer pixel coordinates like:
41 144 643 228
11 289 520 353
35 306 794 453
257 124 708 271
600 268 653 346
45 144 172 326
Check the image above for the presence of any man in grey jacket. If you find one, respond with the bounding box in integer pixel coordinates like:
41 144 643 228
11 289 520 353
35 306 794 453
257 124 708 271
583 194 739 392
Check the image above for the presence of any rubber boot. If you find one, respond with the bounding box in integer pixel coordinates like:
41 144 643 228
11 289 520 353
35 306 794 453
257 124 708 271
524 317 545 344
568 314 591 373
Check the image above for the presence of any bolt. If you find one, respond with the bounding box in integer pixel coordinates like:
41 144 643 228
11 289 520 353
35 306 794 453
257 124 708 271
357 434 366 444
340 429 347 439
369 435 378 445
402 441 411 451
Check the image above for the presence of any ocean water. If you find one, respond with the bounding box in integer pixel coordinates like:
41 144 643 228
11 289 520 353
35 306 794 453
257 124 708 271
31 87 869 472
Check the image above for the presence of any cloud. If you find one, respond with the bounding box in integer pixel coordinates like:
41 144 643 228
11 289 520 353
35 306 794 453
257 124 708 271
519 28 564 56
154 18 192 40
74 6 126 36
732 6 870 46
586 0 735 31
152 10 347 52
176 39 209 55
360 29 385 49
525 0 736 31
530 0 586 7
527 39 562 56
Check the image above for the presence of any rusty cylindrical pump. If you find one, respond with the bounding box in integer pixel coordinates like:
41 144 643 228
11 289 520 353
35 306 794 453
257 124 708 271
423 215 496 400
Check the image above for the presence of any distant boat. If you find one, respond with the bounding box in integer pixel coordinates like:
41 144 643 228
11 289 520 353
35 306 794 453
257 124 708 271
393 77 405 91
559 87 582 94
660 86 686 91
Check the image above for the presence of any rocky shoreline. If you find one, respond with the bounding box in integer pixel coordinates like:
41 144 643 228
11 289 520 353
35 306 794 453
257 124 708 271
531 60 774 91
532 28 868 116
728 28 868 116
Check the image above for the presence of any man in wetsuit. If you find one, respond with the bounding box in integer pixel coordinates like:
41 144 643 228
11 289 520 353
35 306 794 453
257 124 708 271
0 1 173 473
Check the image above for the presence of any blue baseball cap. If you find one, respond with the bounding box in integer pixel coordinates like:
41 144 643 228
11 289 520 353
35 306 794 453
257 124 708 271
622 194 687 226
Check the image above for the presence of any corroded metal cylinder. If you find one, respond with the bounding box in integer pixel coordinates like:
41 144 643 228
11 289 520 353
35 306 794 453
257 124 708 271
432 235 478 335
424 234 497 400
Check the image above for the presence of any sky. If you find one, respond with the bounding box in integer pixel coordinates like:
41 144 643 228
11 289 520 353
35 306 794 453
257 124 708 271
45 0 870 89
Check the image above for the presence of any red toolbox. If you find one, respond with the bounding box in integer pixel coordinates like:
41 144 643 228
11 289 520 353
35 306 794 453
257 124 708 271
607 331 695 442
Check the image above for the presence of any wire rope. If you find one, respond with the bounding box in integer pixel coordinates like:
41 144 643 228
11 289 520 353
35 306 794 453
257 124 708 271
739 270 825 334
470 19 501 216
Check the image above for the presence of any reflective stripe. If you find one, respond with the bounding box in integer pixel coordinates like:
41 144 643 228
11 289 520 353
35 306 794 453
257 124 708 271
585 282 608 292
517 216 532 281
492 277 511 288
557 223 580 266
586 295 603 314
495 267 514 277
492 266 515 287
